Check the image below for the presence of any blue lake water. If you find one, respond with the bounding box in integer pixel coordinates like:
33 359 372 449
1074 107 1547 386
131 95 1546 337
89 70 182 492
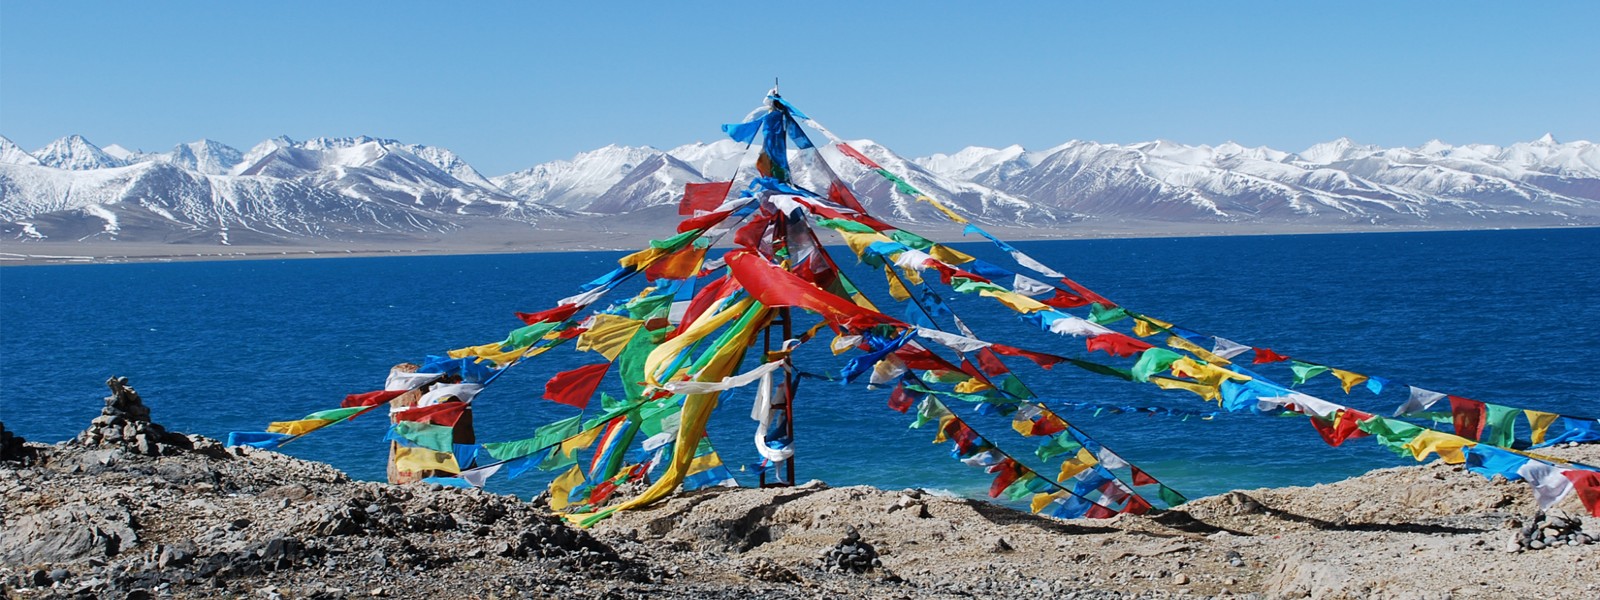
3 227 1597 504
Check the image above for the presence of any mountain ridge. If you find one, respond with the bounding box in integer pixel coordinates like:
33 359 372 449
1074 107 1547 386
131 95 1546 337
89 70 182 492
3 131 1597 245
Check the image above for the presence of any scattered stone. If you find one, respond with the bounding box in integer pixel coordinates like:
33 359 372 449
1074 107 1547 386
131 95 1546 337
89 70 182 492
1507 510 1595 552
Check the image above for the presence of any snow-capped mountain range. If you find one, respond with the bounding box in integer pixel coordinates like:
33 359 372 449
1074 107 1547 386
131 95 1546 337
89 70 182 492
2 130 1597 246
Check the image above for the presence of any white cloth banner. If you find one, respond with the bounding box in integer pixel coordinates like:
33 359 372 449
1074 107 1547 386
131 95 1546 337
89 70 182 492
1517 460 1576 509
1395 386 1448 416
961 450 1004 467
1210 337 1252 360
417 383 484 408
1011 251 1065 279
1097 448 1131 471
869 352 909 387
459 463 503 488
386 371 441 392
914 327 992 353
893 249 936 270
1049 314 1115 338
1011 274 1055 297
557 287 607 309
750 367 795 463
1258 392 1344 420
664 360 786 395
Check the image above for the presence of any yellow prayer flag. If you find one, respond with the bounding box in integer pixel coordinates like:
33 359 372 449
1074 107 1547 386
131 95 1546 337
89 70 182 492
618 247 669 269
915 195 969 224
1330 369 1369 394
953 378 995 394
840 231 893 260
885 268 912 301
1525 410 1560 445
1132 316 1172 338
687 451 724 475
266 418 333 436
1403 430 1473 464
1057 447 1099 481
548 464 586 511
932 414 958 443
447 341 506 360
575 315 645 361
394 447 460 475
1030 492 1062 513
558 425 604 460
1166 336 1231 366
1151 376 1222 402
928 244 975 265
981 289 1050 313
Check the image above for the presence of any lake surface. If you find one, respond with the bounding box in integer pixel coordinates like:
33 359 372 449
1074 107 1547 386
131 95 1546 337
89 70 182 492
3 228 1597 503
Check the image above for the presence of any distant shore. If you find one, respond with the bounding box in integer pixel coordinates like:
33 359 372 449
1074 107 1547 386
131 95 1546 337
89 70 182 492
2 222 1593 267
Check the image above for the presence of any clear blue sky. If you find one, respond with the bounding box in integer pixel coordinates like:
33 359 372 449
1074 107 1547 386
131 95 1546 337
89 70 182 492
2 1 1596 175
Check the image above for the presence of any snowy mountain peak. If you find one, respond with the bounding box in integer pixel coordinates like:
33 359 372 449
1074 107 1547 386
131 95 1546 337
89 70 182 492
0 135 42 166
166 139 244 175
1536 133 1558 145
32 135 125 170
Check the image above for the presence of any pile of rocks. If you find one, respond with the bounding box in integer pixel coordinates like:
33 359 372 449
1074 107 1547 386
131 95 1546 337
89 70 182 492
1506 511 1596 551
74 377 193 456
816 527 880 574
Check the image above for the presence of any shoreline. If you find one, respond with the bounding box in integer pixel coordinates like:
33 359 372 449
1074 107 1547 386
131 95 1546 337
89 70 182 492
2 222 1593 267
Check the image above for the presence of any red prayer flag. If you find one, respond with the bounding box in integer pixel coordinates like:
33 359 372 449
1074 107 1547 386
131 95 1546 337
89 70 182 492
894 345 962 372
1041 289 1091 309
543 362 612 409
943 419 982 455
1131 466 1158 487
393 402 467 427
1252 348 1289 364
1449 396 1488 441
725 250 900 330
515 303 581 326
1030 414 1067 437
888 383 916 413
679 181 733 215
1560 470 1600 517
1085 333 1154 358
827 180 867 213
1310 409 1373 447
342 389 407 408
976 349 1011 377
991 344 1065 370
676 208 732 233
1121 495 1153 515
986 458 1022 498
1084 503 1117 519
1060 278 1115 308
836 143 884 170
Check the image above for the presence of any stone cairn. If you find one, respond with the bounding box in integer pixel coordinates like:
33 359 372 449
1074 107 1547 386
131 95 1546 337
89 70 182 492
817 526 880 574
1506 510 1596 552
75 377 192 456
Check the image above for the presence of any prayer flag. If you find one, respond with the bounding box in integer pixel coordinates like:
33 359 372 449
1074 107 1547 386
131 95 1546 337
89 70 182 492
1252 348 1289 364
1448 396 1487 441
342 389 407 408
543 363 612 409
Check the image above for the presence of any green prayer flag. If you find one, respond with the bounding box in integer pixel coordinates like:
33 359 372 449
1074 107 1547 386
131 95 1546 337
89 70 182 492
1036 433 1084 461
391 422 454 453
887 229 935 250
1483 403 1520 448
950 277 1009 295
816 218 878 234
1130 348 1183 383
1357 417 1425 457
1088 303 1130 325
1158 485 1187 507
1067 358 1134 381
537 444 579 471
1003 474 1037 501
1288 361 1330 386
648 229 699 251
304 407 365 422
911 397 950 429
876 169 922 196
483 415 582 461
504 321 559 348
615 325 665 402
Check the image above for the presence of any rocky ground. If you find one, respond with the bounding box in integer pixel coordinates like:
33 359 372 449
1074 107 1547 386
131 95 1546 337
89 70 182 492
3 380 1598 599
